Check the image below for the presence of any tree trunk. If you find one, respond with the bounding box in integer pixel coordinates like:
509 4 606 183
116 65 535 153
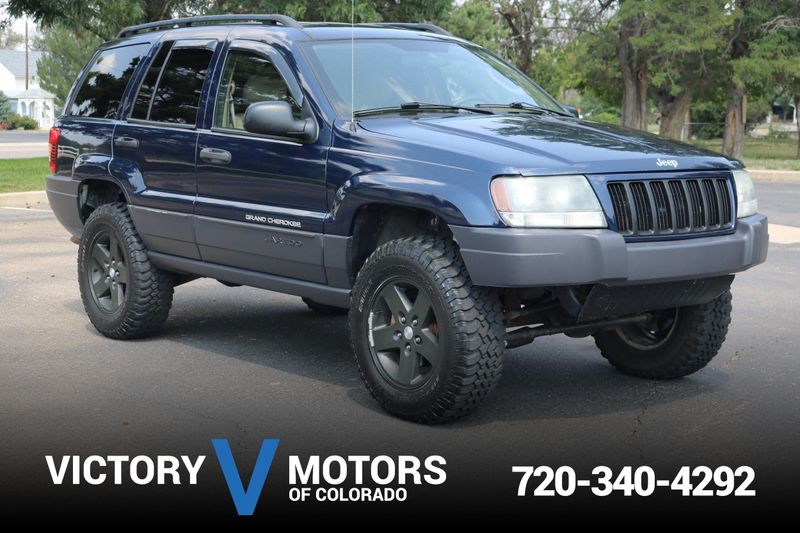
657 92 691 140
618 16 648 130
722 84 745 159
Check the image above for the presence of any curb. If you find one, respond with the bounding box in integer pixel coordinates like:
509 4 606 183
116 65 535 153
750 169 800 183
0 190 49 208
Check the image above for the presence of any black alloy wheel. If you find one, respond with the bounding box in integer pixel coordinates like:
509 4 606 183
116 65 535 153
367 277 441 389
87 230 130 313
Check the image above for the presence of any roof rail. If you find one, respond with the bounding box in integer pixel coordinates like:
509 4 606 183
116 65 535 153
116 14 303 39
364 22 453 36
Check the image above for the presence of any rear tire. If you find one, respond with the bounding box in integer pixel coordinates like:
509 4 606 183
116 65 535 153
302 297 348 315
593 290 732 379
78 203 174 339
349 235 505 423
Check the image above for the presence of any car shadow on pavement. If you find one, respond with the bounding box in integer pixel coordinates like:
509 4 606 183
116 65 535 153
67 289 729 426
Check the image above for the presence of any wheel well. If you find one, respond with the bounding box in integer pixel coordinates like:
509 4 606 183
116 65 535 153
78 179 126 222
349 204 453 281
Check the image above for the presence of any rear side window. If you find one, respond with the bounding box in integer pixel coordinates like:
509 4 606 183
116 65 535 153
145 48 214 125
69 44 148 118
131 42 174 119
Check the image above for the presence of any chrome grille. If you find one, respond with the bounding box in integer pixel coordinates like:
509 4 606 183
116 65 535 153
608 178 734 236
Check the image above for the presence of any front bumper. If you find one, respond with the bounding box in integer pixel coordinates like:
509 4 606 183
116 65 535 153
450 214 768 287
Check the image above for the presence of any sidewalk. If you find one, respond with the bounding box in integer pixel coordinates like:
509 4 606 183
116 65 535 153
748 169 800 182
0 191 49 209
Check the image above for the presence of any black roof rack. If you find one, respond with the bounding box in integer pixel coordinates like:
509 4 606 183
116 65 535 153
362 22 453 36
301 21 453 36
116 14 303 39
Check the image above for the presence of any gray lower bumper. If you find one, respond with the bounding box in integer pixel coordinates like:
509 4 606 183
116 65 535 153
451 214 769 287
45 175 82 238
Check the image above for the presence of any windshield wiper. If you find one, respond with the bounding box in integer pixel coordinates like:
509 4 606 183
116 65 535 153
354 101 494 118
476 102 571 117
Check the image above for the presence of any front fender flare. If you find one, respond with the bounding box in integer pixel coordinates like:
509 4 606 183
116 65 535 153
327 172 502 235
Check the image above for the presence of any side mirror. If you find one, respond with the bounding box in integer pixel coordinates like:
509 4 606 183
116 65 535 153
243 101 317 142
562 105 580 118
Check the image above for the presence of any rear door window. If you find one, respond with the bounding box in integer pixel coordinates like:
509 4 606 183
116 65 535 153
69 43 149 118
146 47 214 125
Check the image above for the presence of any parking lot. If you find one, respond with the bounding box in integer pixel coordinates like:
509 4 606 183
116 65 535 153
0 180 798 520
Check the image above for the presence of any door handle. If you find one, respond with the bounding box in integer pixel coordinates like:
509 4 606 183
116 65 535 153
115 136 139 149
199 147 232 165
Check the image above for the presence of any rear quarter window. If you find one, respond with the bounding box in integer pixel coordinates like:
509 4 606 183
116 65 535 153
69 43 149 119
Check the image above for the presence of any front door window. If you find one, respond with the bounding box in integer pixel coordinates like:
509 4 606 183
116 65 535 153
213 50 300 131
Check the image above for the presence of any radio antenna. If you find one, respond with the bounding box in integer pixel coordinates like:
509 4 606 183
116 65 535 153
350 0 355 125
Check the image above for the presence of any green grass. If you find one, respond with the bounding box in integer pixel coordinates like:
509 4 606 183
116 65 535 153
0 157 49 193
689 137 800 170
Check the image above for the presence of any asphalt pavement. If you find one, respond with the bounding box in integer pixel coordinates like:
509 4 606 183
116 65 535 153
0 181 798 524
0 131 49 159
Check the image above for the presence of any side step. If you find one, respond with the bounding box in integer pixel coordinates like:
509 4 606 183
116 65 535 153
148 251 350 308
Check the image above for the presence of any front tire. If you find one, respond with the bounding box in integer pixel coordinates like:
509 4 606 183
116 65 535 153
349 236 505 423
593 290 732 379
78 203 174 339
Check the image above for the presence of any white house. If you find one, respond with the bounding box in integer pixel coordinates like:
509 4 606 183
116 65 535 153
0 49 56 128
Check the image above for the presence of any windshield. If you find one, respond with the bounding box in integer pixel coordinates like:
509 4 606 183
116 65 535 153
302 39 564 118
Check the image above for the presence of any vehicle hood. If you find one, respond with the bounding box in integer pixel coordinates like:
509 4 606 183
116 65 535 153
355 113 739 176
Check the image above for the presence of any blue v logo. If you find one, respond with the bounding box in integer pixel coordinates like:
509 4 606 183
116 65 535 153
212 438 280 516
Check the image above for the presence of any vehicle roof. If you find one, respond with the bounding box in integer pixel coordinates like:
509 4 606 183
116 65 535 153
106 21 461 48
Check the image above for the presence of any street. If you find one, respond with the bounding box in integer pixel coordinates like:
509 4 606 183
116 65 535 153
0 180 798 522
0 131 49 159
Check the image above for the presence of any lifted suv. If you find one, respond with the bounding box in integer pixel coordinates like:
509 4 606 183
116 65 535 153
47 14 768 423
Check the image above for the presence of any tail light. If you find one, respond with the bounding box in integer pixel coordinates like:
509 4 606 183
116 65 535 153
48 127 60 173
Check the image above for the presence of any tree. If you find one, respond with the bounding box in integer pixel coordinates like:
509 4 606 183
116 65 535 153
615 2 648 130
0 90 12 120
719 0 800 158
494 1 611 75
5 1 209 41
739 13 800 158
208 1 451 24
0 27 25 48
444 0 507 50
572 1 737 137
6 0 453 37
568 1 653 130
634 1 733 139
34 24 102 108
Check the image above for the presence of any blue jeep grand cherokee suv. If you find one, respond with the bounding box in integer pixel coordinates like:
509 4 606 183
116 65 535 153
46 15 768 422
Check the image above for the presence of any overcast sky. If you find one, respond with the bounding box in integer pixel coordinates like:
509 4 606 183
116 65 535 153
2 5 38 32
1 5 41 48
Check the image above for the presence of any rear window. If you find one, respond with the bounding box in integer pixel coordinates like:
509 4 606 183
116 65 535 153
69 43 148 118
146 48 214 125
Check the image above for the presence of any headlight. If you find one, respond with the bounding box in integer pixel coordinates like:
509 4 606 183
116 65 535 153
490 175 607 228
732 169 758 218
